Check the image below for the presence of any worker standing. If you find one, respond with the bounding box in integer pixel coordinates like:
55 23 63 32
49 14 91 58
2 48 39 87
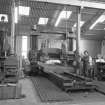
73 50 81 74
82 50 92 77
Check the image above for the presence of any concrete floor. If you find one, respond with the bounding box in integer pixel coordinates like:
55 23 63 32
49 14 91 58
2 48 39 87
0 78 105 105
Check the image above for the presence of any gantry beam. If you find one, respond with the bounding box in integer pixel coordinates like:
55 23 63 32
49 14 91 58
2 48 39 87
34 0 105 9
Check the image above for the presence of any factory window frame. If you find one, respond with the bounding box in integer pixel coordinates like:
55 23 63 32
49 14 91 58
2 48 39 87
22 36 28 58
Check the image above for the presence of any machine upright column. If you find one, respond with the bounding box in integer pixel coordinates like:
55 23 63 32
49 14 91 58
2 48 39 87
30 35 38 50
76 7 81 55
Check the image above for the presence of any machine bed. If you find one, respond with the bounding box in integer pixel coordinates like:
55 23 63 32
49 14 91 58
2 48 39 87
44 70 95 92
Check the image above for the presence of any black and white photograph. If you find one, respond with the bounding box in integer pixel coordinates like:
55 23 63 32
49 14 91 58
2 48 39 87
0 0 105 105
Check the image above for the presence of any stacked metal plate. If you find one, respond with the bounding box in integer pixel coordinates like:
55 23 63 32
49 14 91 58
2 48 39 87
31 77 72 102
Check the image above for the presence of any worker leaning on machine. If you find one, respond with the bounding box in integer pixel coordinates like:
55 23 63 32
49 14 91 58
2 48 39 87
82 50 93 77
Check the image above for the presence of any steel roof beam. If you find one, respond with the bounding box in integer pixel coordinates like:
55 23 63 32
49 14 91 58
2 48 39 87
34 0 105 9
81 10 104 36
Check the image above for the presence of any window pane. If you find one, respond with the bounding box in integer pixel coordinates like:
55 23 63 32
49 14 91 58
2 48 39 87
22 36 27 58
22 52 27 58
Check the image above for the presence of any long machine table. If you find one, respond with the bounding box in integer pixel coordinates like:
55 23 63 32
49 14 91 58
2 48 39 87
45 71 95 92
38 62 95 92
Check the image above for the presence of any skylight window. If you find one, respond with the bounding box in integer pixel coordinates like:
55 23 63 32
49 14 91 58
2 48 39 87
14 6 30 23
0 14 8 22
55 10 72 27
38 18 48 25
19 6 30 16
89 15 105 30
73 21 85 27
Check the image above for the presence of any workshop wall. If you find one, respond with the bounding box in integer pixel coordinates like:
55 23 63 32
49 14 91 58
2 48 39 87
101 40 105 58
38 38 101 58
38 38 63 50
15 35 101 58
80 39 101 57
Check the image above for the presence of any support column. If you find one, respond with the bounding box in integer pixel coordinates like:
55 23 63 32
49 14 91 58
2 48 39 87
11 0 15 54
67 38 73 51
76 7 81 55
30 35 38 50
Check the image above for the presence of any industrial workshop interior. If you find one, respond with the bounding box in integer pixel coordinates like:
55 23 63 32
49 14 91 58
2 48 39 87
1 0 105 105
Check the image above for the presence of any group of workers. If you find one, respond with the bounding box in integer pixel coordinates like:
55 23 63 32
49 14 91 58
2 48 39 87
73 50 105 79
